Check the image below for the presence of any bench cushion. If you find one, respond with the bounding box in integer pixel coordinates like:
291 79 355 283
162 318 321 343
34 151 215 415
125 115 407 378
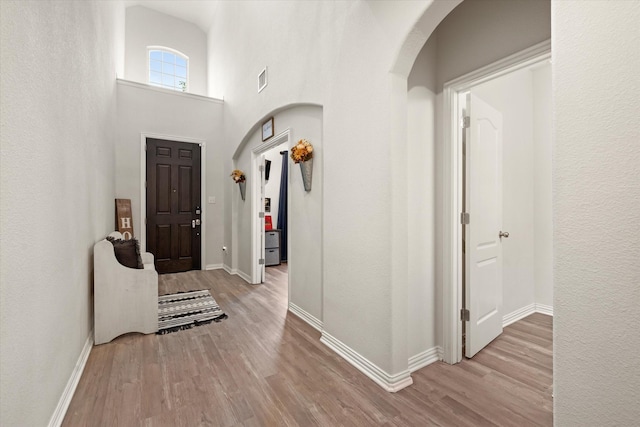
107 236 143 269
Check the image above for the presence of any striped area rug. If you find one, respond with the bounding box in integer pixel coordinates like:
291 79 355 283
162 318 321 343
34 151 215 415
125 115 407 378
157 289 227 334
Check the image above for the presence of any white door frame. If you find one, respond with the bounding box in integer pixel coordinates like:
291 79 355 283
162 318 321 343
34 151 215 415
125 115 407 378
441 40 551 364
139 132 207 269
250 129 291 291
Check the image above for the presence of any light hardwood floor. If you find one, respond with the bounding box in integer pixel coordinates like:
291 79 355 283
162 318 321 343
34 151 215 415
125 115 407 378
63 265 553 426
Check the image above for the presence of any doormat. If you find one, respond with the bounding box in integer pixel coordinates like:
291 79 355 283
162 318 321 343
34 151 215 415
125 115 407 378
157 290 227 334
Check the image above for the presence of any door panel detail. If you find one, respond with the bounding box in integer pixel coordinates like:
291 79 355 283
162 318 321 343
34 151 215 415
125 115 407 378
465 93 504 358
146 138 201 273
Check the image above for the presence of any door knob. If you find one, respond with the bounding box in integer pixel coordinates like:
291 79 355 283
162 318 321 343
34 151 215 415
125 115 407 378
499 231 510 238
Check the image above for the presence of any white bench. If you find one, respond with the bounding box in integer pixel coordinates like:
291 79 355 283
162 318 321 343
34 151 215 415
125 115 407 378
94 232 158 345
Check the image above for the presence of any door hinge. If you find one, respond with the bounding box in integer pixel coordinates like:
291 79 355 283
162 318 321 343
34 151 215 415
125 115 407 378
460 308 470 321
461 116 470 128
259 212 265 219
460 212 470 224
259 165 265 172
258 258 265 265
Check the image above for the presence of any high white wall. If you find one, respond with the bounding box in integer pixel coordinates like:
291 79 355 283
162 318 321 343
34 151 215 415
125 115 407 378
233 105 323 321
553 1 640 424
532 63 553 308
435 0 551 87
125 5 208 96
115 82 225 268
0 1 124 425
407 35 438 358
210 0 406 375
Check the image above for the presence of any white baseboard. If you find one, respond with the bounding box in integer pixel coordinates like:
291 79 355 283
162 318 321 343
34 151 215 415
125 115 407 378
221 265 252 284
535 303 554 316
320 332 413 393
503 303 536 327
205 263 223 270
408 346 442 373
236 270 252 284
288 302 323 331
48 331 93 427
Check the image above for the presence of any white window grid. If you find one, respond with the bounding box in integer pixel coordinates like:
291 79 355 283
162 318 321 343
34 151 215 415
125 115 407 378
148 48 189 92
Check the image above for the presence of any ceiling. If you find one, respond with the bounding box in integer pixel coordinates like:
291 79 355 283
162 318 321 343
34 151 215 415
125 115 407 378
124 0 219 33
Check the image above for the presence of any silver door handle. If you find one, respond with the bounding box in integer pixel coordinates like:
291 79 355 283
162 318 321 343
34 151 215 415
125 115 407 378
192 219 202 228
499 231 510 238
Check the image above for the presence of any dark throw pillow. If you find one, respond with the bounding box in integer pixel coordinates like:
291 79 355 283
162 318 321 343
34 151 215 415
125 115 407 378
107 236 143 269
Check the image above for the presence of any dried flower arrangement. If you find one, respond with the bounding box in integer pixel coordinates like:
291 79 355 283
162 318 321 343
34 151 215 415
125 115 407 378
230 169 246 183
290 139 314 163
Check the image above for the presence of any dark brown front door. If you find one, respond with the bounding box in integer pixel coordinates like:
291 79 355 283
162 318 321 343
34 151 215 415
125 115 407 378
146 138 201 274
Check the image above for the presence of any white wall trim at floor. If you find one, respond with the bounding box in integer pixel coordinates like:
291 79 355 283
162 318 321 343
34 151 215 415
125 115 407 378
221 264 252 284
320 332 413 393
236 270 252 284
535 303 554 316
48 331 93 427
288 302 322 332
408 346 443 373
503 303 536 328
205 263 223 270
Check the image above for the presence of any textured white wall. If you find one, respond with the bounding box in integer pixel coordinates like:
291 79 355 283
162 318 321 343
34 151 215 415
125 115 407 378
407 35 438 358
553 1 640 424
125 5 208 96
532 63 553 308
115 82 225 268
0 1 124 425
472 68 536 316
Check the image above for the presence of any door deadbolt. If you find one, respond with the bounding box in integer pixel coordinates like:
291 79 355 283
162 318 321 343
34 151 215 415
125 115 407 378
499 231 510 239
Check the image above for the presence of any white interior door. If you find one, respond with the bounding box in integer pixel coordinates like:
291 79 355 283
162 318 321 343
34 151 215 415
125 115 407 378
465 92 504 358
259 155 266 283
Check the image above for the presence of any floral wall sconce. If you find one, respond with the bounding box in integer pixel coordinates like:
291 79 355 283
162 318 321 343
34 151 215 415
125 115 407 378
290 139 313 191
230 169 246 201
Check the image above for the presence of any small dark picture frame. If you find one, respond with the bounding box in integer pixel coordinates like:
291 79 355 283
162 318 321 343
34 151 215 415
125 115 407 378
262 117 274 141
265 198 271 212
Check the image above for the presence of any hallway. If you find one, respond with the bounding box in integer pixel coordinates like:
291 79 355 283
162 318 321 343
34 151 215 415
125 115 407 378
63 265 552 426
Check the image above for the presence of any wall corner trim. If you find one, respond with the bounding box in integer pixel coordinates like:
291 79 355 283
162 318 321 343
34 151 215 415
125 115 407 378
205 264 224 270
222 265 236 275
320 332 413 393
48 330 94 427
408 346 443 373
502 303 536 328
288 302 322 332
535 303 554 316
236 270 252 284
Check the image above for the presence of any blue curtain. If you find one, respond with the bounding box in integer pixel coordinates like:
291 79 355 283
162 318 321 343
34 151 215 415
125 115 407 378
277 151 288 262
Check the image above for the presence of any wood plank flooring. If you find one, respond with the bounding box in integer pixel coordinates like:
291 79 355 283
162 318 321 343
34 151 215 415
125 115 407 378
63 265 553 426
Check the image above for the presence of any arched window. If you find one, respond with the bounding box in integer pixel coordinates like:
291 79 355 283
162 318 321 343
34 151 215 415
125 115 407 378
148 47 188 92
